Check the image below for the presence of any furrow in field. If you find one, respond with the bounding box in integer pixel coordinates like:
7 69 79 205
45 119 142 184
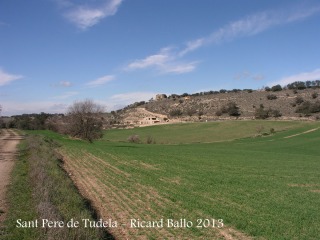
80 151 174 210
75 151 197 238
79 150 222 239
79 154 180 239
61 149 177 239
60 148 239 239
62 151 136 239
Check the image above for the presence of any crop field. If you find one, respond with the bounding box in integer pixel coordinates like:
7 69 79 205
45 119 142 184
31 121 320 239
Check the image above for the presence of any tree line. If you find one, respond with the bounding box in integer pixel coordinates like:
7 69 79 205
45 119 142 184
1 100 105 142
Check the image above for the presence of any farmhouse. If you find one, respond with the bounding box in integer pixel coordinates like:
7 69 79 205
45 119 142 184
140 116 162 125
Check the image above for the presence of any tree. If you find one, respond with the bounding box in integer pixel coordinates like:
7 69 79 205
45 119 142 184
217 102 241 117
66 99 104 142
255 104 269 119
226 102 241 116
271 84 282 92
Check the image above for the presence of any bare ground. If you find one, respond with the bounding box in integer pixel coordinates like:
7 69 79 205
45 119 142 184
283 127 319 139
0 129 24 225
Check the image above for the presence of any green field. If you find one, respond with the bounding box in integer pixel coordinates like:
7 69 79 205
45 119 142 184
103 120 310 144
30 121 320 239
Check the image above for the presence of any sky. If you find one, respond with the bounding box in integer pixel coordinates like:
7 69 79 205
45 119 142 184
1 0 320 116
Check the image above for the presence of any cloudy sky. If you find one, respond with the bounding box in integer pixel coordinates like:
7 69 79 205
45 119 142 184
1 0 320 115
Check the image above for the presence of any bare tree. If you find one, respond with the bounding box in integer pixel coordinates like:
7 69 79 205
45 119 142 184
66 99 105 142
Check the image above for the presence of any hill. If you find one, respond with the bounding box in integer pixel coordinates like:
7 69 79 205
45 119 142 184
113 87 320 127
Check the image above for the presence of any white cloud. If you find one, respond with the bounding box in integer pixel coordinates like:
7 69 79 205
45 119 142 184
126 4 320 76
271 68 320 86
0 68 23 86
52 91 79 99
178 5 320 55
52 81 72 87
126 48 198 74
59 81 72 87
86 75 115 87
179 38 205 57
127 52 170 70
64 0 123 30
162 62 198 74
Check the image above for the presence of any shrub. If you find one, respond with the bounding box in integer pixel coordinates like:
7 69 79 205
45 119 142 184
227 102 241 116
186 108 197 117
291 103 297 107
311 101 320 113
217 102 241 117
270 109 282 118
198 111 204 117
295 101 320 116
256 125 264 134
312 92 318 99
215 110 222 116
127 135 140 143
255 105 269 119
271 84 282 92
267 94 277 100
169 109 183 117
270 128 275 134
146 136 155 144
295 96 304 105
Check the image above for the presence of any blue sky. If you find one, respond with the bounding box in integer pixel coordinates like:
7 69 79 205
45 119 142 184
1 0 320 116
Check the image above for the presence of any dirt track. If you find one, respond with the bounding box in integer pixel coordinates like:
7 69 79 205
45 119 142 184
0 129 24 225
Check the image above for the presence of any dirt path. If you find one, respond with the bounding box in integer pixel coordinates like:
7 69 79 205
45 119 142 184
283 127 319 139
0 129 24 225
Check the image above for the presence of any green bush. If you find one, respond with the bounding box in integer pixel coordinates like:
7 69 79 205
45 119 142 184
271 84 282 92
218 102 241 117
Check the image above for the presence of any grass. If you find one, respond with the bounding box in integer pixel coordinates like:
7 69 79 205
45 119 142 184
3 135 112 240
28 120 320 239
3 140 41 240
103 120 315 144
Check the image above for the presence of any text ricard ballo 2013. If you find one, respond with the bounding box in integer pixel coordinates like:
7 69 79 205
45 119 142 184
16 218 224 229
